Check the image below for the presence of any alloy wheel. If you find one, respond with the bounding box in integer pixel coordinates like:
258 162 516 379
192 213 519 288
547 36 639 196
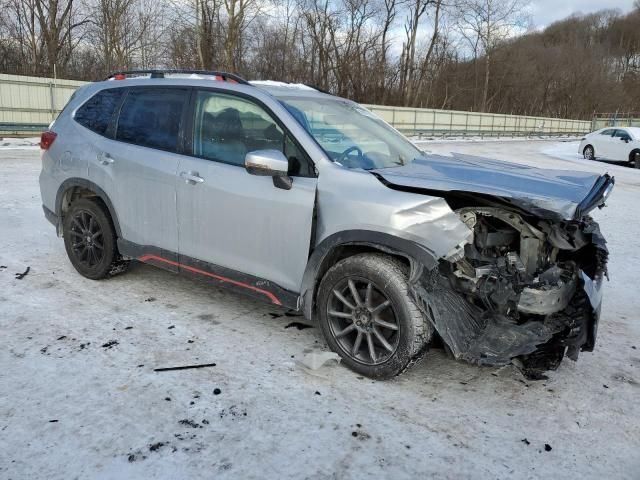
326 277 400 365
68 210 105 268
584 146 594 160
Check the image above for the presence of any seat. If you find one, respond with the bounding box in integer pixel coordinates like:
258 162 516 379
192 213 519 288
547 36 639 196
200 108 247 165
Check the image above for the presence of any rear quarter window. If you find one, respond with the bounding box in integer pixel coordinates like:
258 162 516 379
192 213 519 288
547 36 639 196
74 89 123 135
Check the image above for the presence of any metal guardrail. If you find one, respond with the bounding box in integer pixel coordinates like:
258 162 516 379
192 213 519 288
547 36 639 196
0 123 47 136
395 129 587 139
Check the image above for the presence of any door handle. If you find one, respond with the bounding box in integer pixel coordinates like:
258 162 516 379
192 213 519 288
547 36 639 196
98 152 114 165
180 171 205 185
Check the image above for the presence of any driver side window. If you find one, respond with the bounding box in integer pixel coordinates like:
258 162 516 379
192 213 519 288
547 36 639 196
192 90 313 176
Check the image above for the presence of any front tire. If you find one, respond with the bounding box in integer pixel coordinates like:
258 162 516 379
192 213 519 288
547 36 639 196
316 253 433 379
583 145 595 160
63 198 127 280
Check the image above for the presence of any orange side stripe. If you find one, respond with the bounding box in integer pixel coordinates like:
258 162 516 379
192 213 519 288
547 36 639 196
138 254 282 306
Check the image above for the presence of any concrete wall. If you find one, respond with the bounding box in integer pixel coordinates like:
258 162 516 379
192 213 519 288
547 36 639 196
0 73 592 136
0 74 85 127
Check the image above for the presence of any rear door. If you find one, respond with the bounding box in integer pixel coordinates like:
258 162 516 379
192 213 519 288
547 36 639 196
176 89 317 293
93 86 189 255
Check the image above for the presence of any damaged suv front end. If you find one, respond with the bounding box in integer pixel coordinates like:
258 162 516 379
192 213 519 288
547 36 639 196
269 88 613 379
376 156 613 378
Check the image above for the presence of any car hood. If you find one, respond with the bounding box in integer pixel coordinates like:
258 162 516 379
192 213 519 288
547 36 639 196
372 153 613 220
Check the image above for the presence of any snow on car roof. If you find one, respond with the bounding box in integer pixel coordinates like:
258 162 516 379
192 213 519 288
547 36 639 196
249 80 317 90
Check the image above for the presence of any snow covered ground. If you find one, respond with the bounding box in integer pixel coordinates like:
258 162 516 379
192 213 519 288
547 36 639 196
1 140 638 479
0 137 40 150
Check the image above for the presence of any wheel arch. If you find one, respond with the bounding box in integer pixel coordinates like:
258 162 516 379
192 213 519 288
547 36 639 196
629 148 640 163
299 230 438 321
55 178 122 237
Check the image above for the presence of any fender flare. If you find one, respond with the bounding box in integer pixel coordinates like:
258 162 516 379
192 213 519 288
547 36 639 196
55 178 122 237
299 230 438 320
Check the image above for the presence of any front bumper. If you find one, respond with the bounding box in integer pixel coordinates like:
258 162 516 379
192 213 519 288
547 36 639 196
409 219 608 379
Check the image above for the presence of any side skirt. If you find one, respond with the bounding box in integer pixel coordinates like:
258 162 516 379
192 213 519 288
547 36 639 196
118 239 300 310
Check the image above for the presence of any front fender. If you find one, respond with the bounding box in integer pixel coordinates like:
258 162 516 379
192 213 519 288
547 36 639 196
299 230 438 320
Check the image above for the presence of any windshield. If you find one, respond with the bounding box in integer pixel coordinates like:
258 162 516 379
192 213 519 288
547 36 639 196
277 96 423 170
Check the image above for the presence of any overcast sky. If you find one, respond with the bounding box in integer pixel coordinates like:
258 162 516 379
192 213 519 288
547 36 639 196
530 0 636 28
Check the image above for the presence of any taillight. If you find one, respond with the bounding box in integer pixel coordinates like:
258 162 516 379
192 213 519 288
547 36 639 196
40 130 57 150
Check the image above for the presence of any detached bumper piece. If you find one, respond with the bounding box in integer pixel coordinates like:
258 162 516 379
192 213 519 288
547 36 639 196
410 209 608 380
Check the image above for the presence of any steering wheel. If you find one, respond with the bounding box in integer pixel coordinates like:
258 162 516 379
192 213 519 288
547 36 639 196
336 146 366 168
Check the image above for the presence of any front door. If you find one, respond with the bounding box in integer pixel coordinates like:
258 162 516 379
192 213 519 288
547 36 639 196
176 90 317 294
595 128 615 159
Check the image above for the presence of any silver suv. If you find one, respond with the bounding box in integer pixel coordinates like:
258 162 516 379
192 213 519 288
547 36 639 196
39 70 614 380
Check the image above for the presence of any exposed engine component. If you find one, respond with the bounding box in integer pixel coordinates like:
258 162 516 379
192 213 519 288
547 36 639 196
415 206 608 379
448 207 576 317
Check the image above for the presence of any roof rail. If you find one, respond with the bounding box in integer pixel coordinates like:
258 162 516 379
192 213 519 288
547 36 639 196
105 69 250 85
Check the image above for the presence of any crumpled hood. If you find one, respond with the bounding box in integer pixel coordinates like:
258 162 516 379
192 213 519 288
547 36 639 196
373 153 611 220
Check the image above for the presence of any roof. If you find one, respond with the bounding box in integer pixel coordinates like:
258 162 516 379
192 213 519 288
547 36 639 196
249 80 334 99
100 70 336 101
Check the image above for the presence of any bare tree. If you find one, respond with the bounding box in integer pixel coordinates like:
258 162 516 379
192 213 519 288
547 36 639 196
0 0 88 76
455 0 530 111
88 0 162 74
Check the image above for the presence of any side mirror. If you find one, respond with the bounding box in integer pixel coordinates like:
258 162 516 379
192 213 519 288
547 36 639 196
245 149 292 190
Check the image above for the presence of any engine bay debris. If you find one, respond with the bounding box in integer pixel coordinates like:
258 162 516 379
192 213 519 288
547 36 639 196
410 206 608 379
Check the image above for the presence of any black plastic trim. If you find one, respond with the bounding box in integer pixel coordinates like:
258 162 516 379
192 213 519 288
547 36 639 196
118 239 299 310
42 205 58 227
299 230 438 320
55 178 122 237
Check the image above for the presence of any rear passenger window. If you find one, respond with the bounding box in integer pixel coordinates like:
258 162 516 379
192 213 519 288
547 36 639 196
75 89 123 135
116 88 187 152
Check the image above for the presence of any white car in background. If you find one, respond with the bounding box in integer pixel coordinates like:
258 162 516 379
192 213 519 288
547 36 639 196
579 127 640 163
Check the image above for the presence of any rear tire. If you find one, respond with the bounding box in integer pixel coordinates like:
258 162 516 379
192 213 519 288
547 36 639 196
63 198 128 280
583 145 595 160
316 253 433 379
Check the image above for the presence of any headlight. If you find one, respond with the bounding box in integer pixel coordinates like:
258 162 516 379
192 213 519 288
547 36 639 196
599 180 615 207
